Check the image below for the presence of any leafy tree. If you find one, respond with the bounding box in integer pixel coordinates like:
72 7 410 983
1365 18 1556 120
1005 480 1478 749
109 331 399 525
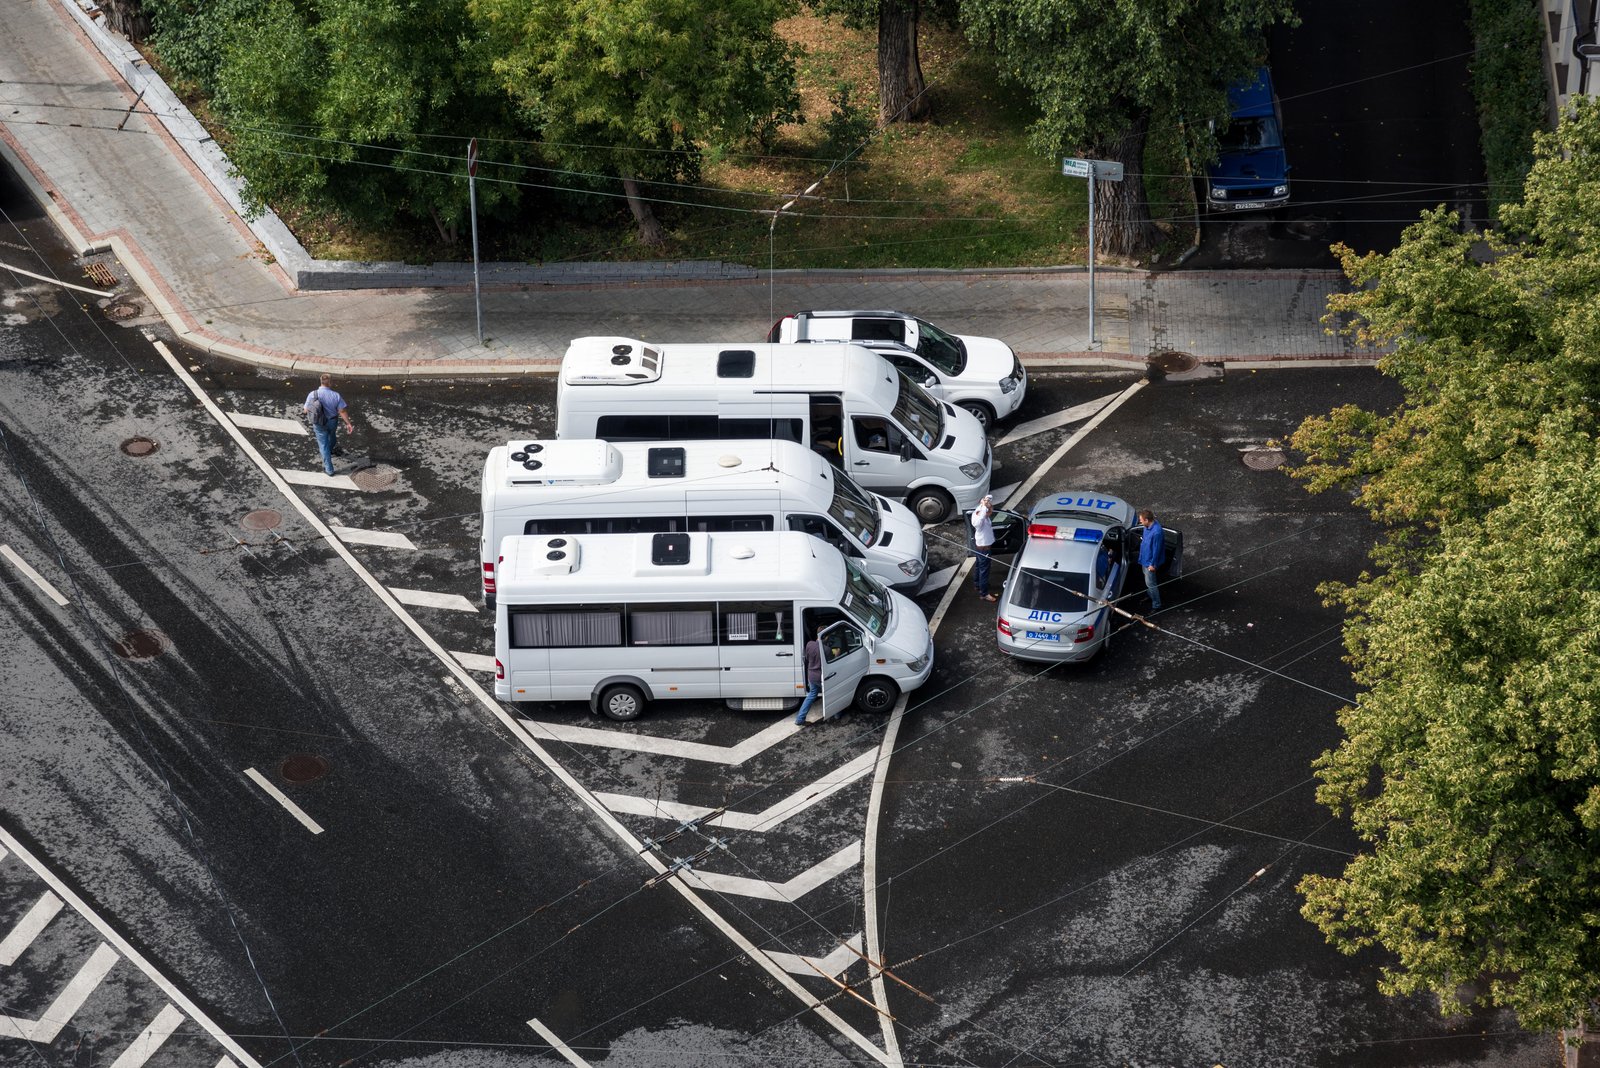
958 0 1296 259
205 0 533 240
1290 98 1600 1033
808 0 956 125
818 83 875 199
471 0 802 247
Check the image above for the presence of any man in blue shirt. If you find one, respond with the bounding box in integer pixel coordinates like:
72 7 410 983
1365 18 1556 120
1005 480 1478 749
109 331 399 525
304 373 355 476
1137 508 1166 612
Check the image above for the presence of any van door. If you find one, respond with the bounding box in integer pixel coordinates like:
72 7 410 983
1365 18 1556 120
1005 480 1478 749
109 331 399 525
846 415 916 495
816 619 869 717
718 601 803 699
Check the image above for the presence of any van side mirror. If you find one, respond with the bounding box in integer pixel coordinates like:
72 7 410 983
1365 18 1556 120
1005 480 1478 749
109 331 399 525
899 439 913 461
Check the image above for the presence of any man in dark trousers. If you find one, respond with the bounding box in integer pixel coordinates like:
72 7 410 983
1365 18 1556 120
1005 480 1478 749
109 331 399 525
793 628 823 726
971 494 998 602
1137 508 1167 611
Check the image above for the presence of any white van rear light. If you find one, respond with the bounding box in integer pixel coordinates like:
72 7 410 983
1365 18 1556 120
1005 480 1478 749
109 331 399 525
495 658 504 680
484 559 497 593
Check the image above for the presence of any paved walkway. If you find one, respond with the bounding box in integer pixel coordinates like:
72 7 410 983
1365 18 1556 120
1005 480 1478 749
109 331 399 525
0 0 1375 377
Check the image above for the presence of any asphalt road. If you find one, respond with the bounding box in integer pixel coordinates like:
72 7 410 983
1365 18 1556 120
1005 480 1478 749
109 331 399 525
1 175 1547 1066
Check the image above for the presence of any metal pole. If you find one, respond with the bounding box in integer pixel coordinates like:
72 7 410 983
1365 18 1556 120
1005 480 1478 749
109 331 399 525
1087 173 1096 351
468 137 483 346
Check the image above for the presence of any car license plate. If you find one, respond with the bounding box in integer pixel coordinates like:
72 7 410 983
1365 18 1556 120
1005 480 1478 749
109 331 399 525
1024 630 1061 642
1235 201 1266 210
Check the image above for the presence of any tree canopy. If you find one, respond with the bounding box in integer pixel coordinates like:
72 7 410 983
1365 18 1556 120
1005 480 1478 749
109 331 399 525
1290 97 1600 1033
959 0 1295 257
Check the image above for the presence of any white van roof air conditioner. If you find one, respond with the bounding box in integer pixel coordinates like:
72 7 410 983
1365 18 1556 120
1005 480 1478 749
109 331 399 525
562 336 663 385
510 536 581 578
503 439 621 486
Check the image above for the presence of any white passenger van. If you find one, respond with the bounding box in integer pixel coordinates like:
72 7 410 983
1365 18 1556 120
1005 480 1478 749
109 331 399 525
554 337 993 524
492 530 934 720
478 438 928 605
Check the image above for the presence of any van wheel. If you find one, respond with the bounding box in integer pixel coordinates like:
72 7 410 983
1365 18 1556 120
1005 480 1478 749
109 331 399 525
958 401 994 433
597 683 647 721
854 676 899 714
908 488 954 525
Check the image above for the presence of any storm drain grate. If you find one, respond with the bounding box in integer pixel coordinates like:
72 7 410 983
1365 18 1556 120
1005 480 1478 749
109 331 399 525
112 628 169 660
1243 447 1288 470
241 509 283 531
104 301 143 321
84 262 117 287
120 436 159 457
350 464 400 491
1148 350 1199 373
281 753 330 784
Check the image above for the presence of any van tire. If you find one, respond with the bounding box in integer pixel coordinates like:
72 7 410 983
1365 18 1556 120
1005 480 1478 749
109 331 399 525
958 401 995 433
853 676 899 714
597 683 647 721
908 487 954 525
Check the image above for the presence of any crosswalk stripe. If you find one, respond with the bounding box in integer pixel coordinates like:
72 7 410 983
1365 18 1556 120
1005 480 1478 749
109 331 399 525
279 469 359 490
0 891 63 966
109 1004 186 1068
331 525 417 550
225 412 307 436
0 942 119 1043
451 651 496 672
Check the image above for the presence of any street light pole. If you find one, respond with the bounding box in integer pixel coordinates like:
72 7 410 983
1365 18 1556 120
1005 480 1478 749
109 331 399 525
768 180 822 325
468 137 483 346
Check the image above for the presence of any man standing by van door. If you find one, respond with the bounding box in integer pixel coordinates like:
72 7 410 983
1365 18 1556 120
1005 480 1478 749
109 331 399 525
971 494 997 602
304 373 355 476
794 628 823 726
1137 508 1166 612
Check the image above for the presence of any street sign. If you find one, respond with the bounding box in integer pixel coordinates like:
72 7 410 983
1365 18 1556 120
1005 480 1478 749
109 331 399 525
1092 160 1124 182
467 137 479 178
1061 157 1091 178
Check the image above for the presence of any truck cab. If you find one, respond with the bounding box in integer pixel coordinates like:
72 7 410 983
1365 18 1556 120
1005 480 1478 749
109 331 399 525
1205 67 1289 213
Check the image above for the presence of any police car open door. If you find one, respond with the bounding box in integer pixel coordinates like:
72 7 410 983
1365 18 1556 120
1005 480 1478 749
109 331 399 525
817 619 869 719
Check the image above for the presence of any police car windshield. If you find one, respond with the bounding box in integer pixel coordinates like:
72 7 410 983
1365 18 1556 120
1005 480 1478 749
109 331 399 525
840 556 890 636
828 473 881 547
913 319 966 376
1012 569 1089 615
1219 116 1281 152
891 372 944 449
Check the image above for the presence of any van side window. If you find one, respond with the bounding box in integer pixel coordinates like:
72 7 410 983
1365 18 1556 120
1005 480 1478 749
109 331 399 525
719 601 794 644
667 414 718 438
596 414 668 441
852 416 897 453
853 319 906 344
719 417 803 442
510 606 623 648
628 603 716 646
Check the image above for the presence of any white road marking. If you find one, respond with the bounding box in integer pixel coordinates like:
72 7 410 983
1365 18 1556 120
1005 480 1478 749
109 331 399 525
216 1058 241 1068
683 840 861 902
526 1018 594 1067
225 411 307 436
108 1004 185 1068
597 749 876 832
0 942 119 1042
768 933 864 978
863 376 1150 1061
0 259 114 297
389 588 479 613
524 716 796 765
921 564 958 592
994 390 1121 447
991 480 1020 503
279 469 359 490
0 544 69 606
450 650 497 673
331 525 417 550
146 339 891 1065
0 890 64 965
243 767 324 835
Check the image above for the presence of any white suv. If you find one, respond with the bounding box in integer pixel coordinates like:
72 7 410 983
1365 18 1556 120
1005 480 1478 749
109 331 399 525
767 310 1027 432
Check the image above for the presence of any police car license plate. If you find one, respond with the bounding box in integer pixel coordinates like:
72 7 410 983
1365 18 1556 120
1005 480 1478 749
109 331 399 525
1024 630 1061 642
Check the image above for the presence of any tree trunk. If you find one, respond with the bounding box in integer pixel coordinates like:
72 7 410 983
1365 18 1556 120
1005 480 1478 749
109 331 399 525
621 173 667 247
877 0 929 124
1092 113 1160 261
100 0 151 44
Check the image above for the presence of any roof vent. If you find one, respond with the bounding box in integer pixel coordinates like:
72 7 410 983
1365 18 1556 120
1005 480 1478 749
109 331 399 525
717 453 741 468
717 349 756 378
731 546 756 560
651 532 692 566
646 447 687 479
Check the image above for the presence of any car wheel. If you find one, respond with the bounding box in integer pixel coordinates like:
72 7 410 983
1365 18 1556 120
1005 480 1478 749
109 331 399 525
958 401 994 433
597 683 647 721
853 676 899 714
908 487 954 525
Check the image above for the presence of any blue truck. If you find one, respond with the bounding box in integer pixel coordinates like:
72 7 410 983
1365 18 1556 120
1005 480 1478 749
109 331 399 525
1205 67 1289 212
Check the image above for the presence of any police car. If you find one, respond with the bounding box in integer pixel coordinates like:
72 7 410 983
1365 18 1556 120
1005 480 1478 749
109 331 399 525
766 310 1027 432
981 491 1182 663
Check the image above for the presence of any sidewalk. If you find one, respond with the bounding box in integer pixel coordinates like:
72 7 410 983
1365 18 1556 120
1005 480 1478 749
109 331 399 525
0 0 1376 377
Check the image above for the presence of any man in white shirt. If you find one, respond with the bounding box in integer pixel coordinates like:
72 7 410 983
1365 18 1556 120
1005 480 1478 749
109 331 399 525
971 494 997 602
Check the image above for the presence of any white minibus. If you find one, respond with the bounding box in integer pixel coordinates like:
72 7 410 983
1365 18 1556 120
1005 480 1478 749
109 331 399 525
479 438 928 606
492 530 934 720
554 337 992 524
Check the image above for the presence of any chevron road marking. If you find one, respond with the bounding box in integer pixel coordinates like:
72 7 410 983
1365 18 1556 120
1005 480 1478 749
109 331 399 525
597 749 876 832
450 650 496 673
108 1004 185 1068
388 588 479 613
331 525 417 550
767 933 865 978
522 715 797 765
681 840 861 902
0 890 64 966
0 942 119 1043
994 390 1121 447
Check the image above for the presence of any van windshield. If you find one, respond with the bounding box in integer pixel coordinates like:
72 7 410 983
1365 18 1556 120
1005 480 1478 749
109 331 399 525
840 556 890 636
914 319 967 376
829 473 882 547
1219 115 1281 152
891 372 944 449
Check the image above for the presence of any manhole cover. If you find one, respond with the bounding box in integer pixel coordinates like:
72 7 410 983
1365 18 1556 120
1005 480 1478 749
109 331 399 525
349 464 399 491
84 262 117 287
1243 447 1288 470
1148 350 1199 373
281 753 330 784
112 628 169 660
241 509 283 531
105 301 143 321
120 436 159 457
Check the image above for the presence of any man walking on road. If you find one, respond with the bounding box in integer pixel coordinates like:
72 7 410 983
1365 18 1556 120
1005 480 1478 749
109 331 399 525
972 494 997 602
304 373 354 476
1137 508 1166 611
